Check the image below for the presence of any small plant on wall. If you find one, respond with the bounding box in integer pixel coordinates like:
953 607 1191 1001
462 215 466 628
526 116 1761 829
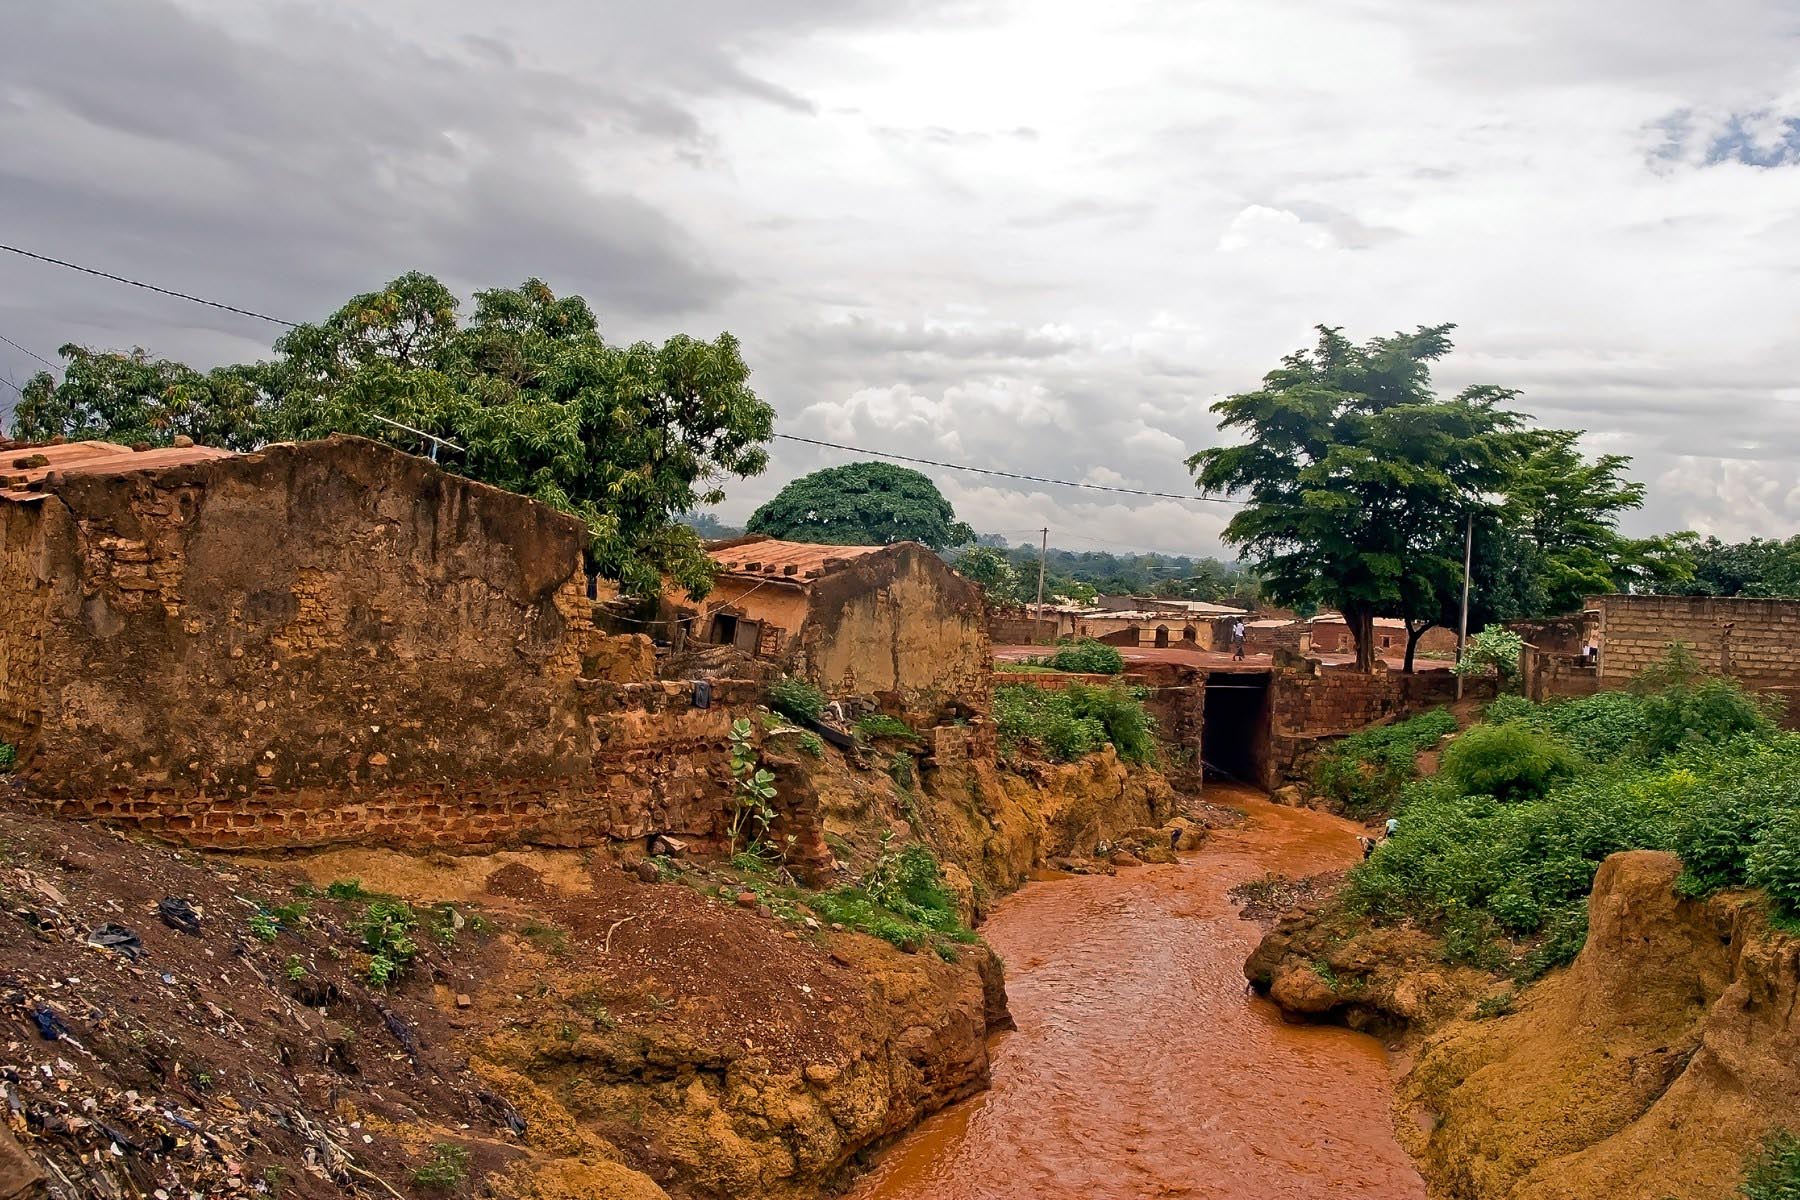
727 718 778 856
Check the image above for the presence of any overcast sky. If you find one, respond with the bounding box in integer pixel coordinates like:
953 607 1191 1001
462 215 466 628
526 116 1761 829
3 0 1797 556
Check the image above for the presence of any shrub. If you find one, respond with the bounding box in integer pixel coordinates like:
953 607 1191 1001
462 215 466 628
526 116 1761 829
1040 638 1125 675
813 840 975 955
767 676 827 723
1742 1131 1800 1200
993 682 1158 764
1313 707 1458 817
1746 811 1800 917
360 899 419 987
1632 643 1777 758
1439 723 1581 803
1453 627 1525 682
0 743 14 771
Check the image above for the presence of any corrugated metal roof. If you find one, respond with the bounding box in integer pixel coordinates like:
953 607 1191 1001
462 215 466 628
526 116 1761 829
708 537 891 583
1 440 236 502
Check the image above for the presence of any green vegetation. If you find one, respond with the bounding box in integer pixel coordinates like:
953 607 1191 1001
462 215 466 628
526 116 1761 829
324 878 371 902
0 743 14 771
726 718 778 857
767 676 826 724
855 713 920 741
1346 654 1793 981
247 911 280 943
747 461 973 549
1742 1131 1800 1200
1312 708 1458 817
1038 638 1126 675
360 900 419 988
1685 534 1800 600
812 839 975 960
993 682 1158 765
1453 627 1525 684
412 1143 471 1192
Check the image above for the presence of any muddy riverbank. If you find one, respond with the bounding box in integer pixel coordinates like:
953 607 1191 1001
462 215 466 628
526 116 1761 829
850 786 1426 1199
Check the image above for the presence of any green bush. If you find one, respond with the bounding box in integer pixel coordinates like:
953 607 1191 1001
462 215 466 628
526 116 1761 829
1313 707 1458 817
768 676 827 723
1439 723 1581 803
0 743 14 771
360 899 419 988
1742 1131 1800 1200
1453 627 1524 682
1633 643 1778 757
1747 811 1800 917
413 1143 471 1192
993 682 1157 765
1040 638 1125 675
813 840 975 956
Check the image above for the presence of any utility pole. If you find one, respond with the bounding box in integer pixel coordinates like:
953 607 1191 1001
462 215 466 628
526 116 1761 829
1034 527 1049 643
1456 511 1473 701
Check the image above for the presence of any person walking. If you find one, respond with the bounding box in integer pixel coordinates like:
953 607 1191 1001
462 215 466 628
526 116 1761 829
1231 619 1247 660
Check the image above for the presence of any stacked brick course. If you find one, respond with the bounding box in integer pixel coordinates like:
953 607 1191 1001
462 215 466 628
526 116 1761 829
1592 595 1800 727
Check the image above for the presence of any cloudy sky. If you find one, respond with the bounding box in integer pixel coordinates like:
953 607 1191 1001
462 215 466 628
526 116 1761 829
3 0 1797 555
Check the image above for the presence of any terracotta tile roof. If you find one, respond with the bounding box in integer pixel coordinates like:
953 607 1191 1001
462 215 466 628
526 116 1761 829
1 440 236 502
707 537 891 583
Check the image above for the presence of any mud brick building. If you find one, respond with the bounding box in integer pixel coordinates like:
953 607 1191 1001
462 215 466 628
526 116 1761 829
1306 614 1460 658
0 435 758 849
667 535 991 722
1592 595 1800 724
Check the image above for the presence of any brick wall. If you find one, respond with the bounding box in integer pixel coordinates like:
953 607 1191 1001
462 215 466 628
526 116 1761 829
43 679 760 851
1592 594 1800 728
1264 664 1490 788
989 607 1056 645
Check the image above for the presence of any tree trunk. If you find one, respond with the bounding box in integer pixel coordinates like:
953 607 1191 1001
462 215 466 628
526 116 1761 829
1402 621 1435 675
1345 608 1377 671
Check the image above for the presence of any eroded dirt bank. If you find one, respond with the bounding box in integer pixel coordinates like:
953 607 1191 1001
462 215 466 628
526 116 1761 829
1250 849 1800 1200
849 787 1428 1200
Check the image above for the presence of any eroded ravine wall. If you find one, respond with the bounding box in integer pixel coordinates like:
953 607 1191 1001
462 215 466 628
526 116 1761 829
0 500 46 749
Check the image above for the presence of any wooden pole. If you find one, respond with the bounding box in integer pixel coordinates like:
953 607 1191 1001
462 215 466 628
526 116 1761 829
1035 527 1049 643
1456 511 1473 701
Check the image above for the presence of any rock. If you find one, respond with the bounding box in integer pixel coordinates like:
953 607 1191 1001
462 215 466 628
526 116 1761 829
634 861 661 884
1271 784 1304 807
803 1063 840 1087
755 905 774 920
735 891 757 909
455 993 472 1009
0 1122 47 1200
1110 850 1143 868
1162 817 1208 852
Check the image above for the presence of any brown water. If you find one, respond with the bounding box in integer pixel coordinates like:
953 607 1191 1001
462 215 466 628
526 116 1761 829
851 787 1427 1200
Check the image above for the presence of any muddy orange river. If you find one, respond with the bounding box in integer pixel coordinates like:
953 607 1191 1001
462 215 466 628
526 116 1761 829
851 788 1426 1200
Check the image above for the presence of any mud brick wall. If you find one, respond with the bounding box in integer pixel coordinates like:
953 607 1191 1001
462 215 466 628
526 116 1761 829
11 436 607 801
0 501 46 746
46 679 761 851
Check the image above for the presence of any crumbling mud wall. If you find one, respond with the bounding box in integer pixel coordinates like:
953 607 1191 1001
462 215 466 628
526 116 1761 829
8 436 756 851
800 543 991 721
0 500 46 747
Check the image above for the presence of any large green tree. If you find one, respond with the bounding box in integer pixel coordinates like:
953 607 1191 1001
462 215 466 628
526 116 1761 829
1189 325 1529 670
1681 534 1800 597
746 461 975 549
9 273 774 598
12 346 268 451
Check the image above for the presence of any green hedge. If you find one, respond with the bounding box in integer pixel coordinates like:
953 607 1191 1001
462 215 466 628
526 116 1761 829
994 682 1158 765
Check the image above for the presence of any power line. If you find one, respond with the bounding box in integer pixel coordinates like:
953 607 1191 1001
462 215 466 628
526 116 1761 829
0 241 1245 509
772 433 1238 506
0 243 299 328
0 331 58 371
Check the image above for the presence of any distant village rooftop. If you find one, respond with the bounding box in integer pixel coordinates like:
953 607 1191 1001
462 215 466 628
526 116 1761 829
705 535 893 585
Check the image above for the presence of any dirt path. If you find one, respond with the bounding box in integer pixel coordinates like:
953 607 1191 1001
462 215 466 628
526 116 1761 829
849 785 1426 1199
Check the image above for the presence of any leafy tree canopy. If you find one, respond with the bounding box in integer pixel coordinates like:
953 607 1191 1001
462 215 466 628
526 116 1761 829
950 545 1032 605
746 461 974 549
1190 324 1530 669
1679 534 1800 598
9 273 774 598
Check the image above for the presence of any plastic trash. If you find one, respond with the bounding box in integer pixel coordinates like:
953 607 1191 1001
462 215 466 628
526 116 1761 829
29 1005 71 1041
157 897 201 937
84 923 144 960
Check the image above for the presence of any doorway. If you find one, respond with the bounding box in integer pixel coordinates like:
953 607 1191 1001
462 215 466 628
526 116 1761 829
1155 625 1171 648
